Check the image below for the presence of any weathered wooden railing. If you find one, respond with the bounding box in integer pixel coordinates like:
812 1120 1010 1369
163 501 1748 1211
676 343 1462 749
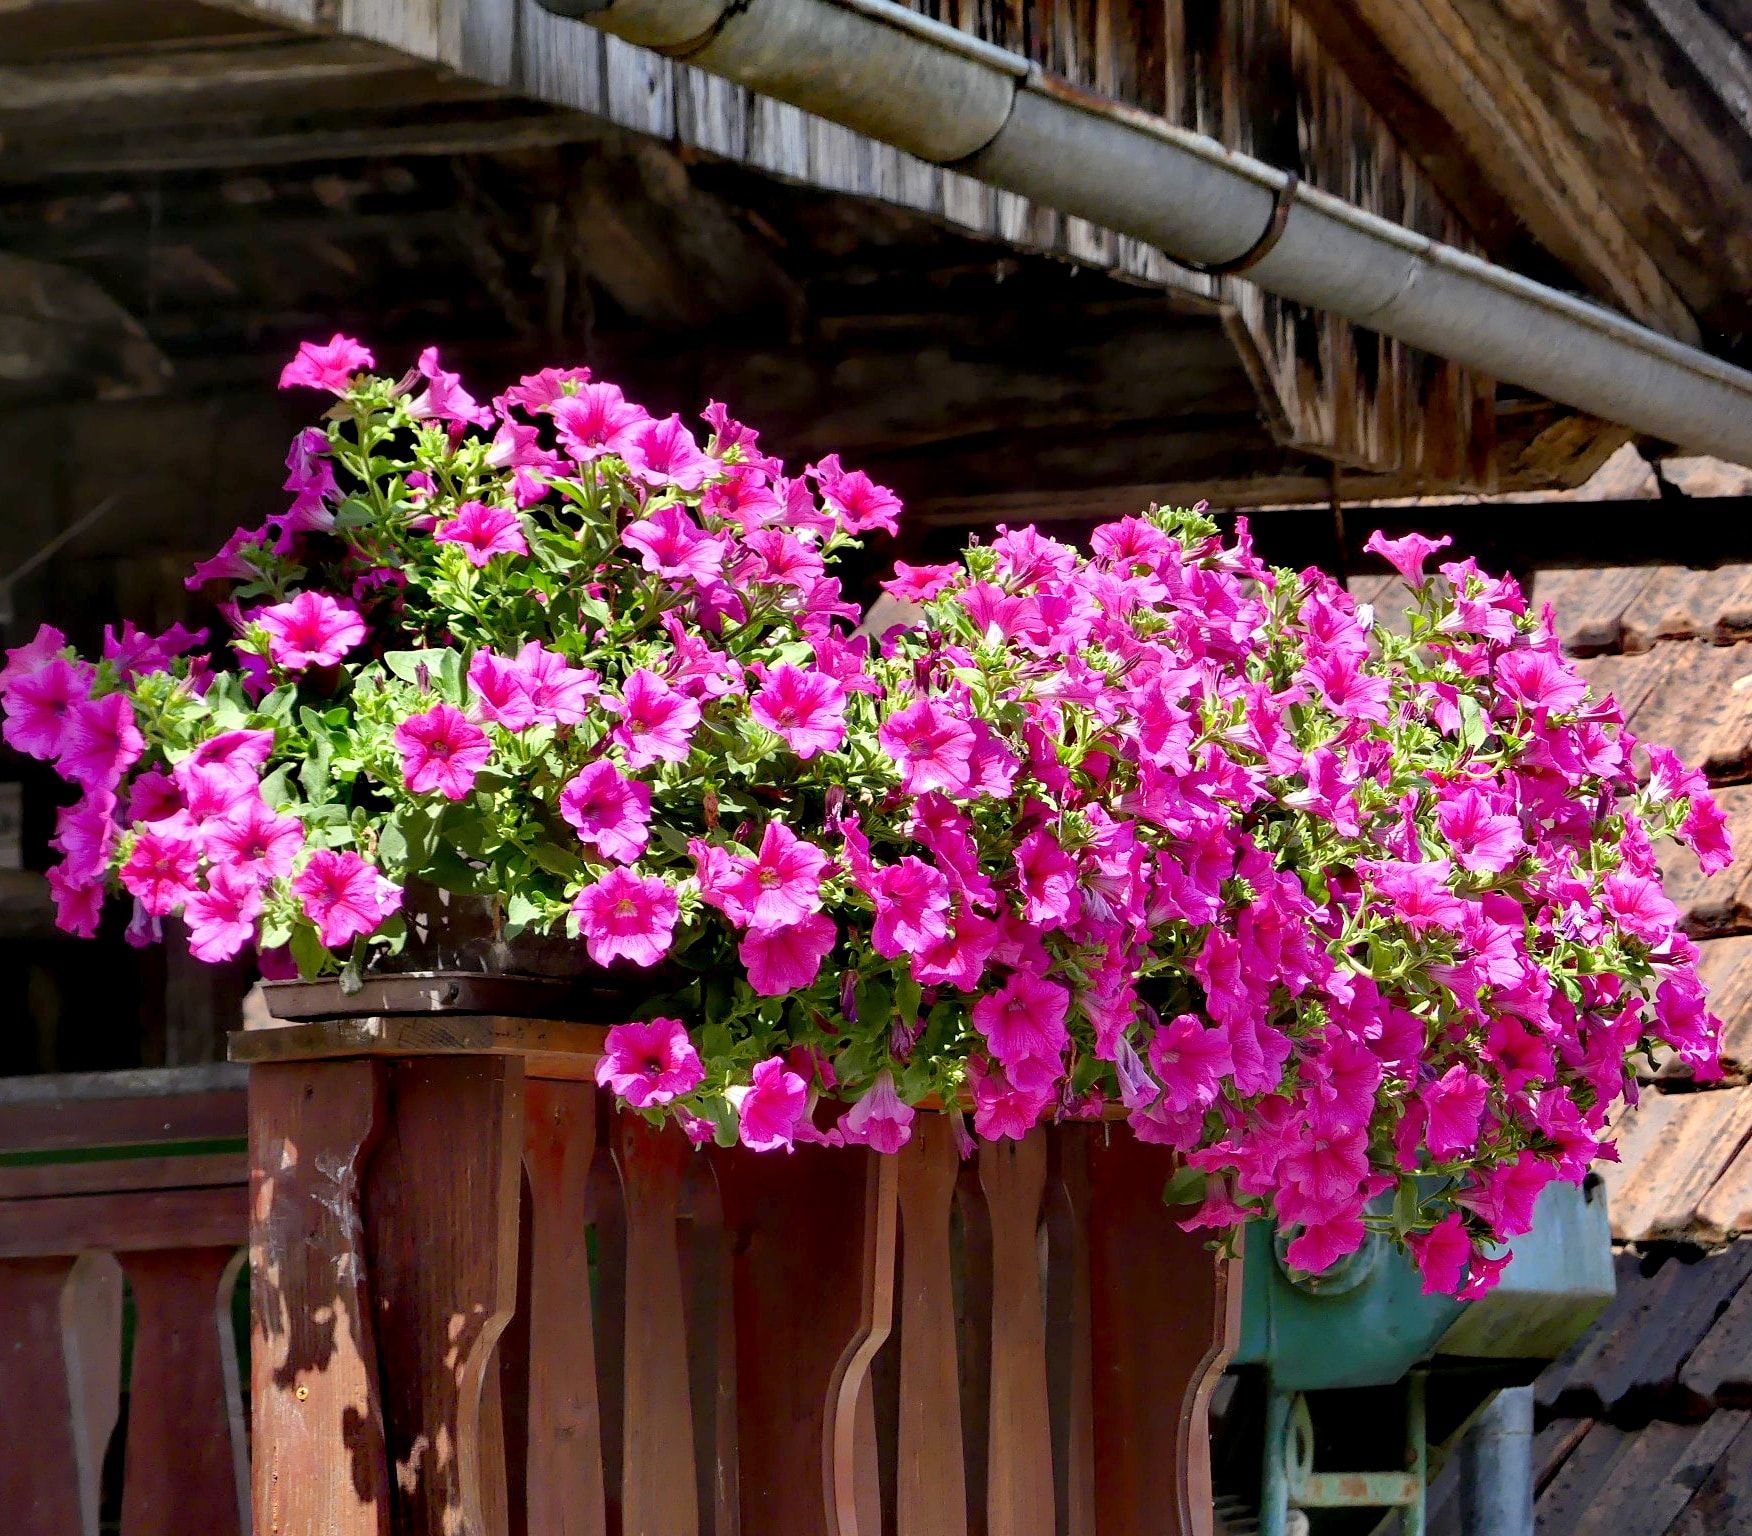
0 1065 252 1536
235 1015 1241 1536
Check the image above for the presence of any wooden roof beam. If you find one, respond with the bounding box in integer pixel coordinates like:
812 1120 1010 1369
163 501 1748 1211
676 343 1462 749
1288 0 1701 344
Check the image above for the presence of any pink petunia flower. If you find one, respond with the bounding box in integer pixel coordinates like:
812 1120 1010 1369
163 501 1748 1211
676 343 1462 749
1014 827 1082 929
623 504 726 583
57 692 143 791
1496 649 1587 716
468 648 539 731
204 797 303 884
0 622 68 698
840 1071 915 1153
968 1056 1055 1141
1421 1064 1489 1160
46 864 104 937
185 524 271 590
572 868 678 969
394 703 492 801
1405 1211 1471 1295
971 971 1070 1079
1436 788 1525 874
435 502 528 567
516 642 597 725
183 730 275 800
749 664 849 761
559 761 652 864
608 669 701 769
594 1018 704 1107
1363 530 1452 586
881 562 959 604
809 454 902 536
278 333 374 393
868 856 952 959
725 821 829 931
184 865 264 963
878 696 975 796
728 1056 811 1152
406 346 491 427
1148 1013 1234 1114
291 849 402 949
255 591 366 672
552 382 648 462
739 912 837 996
1603 870 1682 945
1 655 91 761
53 792 117 883
119 827 201 916
621 414 717 492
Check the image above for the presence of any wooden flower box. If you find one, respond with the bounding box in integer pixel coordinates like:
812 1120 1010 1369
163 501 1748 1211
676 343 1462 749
233 1015 1240 1536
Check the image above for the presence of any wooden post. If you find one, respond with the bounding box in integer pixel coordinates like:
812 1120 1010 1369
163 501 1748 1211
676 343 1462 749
979 1131 1055 1536
248 1060 390 1536
362 1057 525 1536
895 1117 968 1536
521 1078 608 1536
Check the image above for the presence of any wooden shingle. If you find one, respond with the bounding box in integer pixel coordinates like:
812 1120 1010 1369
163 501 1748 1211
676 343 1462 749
1599 1087 1752 1243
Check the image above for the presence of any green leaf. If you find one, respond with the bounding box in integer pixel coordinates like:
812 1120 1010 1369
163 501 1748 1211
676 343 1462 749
384 649 434 686
299 726 333 802
530 842 584 880
289 922 330 979
1161 1166 1207 1207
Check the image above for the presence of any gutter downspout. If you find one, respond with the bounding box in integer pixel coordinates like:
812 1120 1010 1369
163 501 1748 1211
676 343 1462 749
536 0 1752 468
1458 1387 1535 1536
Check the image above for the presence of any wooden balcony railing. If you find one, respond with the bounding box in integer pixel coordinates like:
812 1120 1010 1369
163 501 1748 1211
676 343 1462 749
236 1015 1241 1536
0 1065 251 1536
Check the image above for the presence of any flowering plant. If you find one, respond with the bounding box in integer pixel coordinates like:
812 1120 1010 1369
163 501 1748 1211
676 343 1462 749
1 337 1731 1294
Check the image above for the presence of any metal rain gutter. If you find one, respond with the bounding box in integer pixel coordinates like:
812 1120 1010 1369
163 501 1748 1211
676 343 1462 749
536 0 1752 468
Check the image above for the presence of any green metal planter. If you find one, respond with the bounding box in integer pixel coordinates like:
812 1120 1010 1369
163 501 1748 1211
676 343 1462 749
1237 1177 1615 1536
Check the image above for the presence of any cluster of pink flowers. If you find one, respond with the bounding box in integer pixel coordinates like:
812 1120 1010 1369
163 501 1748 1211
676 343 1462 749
2 339 1730 1295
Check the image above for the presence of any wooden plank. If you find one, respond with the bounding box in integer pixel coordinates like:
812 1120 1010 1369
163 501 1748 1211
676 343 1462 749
0 1258 88 1536
521 1079 608 1536
248 1060 390 1536
611 1113 700 1536
118 1246 247 1536
1288 0 1699 340
1044 1131 1095 1536
713 1140 879 1536
679 1156 740 1536
0 1185 246 1257
1084 1133 1241 1536
230 1014 609 1080
896 1118 968 1536
827 1154 898 1536
979 1131 1055 1536
0 1068 245 1152
0 1151 247 1200
62 1252 124 1536
363 1057 524 1536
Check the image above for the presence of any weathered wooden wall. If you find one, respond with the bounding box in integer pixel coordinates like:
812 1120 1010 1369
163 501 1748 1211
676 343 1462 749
223 0 1500 491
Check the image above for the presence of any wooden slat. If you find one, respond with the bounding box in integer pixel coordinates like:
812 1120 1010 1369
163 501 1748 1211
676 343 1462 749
896 1118 969 1536
680 1156 740 1536
63 1253 124 1536
1044 1131 1096 1536
248 1060 390 1536
118 1247 247 1536
521 1079 608 1536
0 1258 91 1536
0 1185 246 1257
0 1151 247 1200
0 1073 246 1152
827 1154 898 1536
980 1131 1055 1536
363 1057 524 1536
713 1141 880 1536
612 1114 700 1536
1085 1132 1241 1536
